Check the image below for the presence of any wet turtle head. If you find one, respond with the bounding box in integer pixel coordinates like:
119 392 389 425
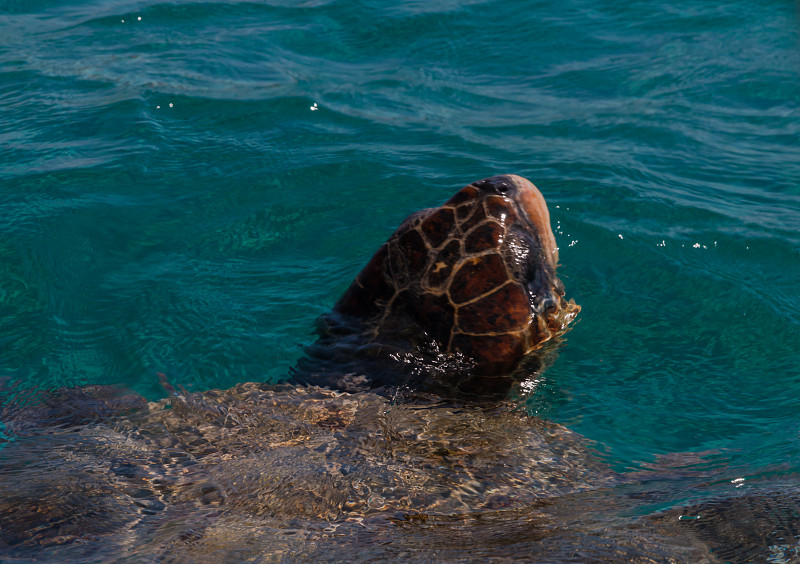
295 175 580 395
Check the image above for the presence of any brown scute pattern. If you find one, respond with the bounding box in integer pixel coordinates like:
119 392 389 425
457 283 530 334
387 242 409 288
397 228 428 275
444 184 479 206
332 175 580 373
456 201 474 220
465 221 504 253
456 202 487 232
450 332 527 373
449 254 509 304
426 239 461 289
410 292 455 345
379 289 416 337
388 229 427 288
485 195 514 221
420 207 455 248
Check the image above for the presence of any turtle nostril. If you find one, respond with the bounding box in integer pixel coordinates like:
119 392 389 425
474 176 514 195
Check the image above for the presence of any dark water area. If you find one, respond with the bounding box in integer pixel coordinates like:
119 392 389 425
1 0 800 561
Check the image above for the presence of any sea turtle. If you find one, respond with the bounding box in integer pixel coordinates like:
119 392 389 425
332 174 578 364
0 175 791 562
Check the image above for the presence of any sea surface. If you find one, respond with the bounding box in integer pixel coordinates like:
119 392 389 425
1 0 799 560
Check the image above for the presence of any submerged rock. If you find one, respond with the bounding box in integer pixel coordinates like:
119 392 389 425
0 382 709 562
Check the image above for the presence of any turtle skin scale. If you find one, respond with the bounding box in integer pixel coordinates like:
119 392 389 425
330 174 579 375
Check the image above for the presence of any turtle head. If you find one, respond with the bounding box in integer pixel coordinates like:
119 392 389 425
298 175 579 395
431 174 580 368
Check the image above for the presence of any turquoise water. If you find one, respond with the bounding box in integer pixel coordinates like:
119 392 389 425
1 0 799 525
